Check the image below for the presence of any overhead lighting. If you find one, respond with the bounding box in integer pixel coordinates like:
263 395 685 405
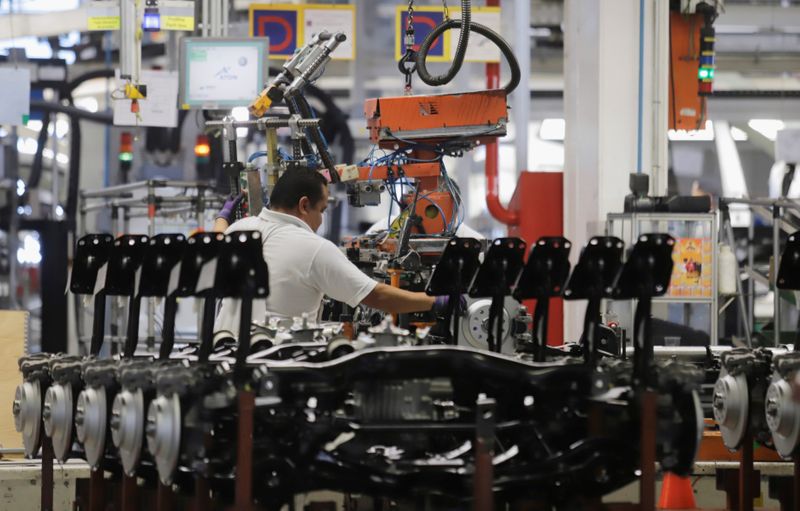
668 121 714 141
16 137 37 155
16 179 25 197
17 234 42 266
539 118 565 141
748 119 785 141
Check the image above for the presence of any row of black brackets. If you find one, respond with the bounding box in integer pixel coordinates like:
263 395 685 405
425 234 675 386
70 231 269 381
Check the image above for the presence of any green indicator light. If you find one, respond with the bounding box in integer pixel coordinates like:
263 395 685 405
119 152 133 162
698 67 715 80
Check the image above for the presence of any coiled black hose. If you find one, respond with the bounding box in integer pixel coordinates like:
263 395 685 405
416 19 521 95
415 0 471 87
292 94 341 184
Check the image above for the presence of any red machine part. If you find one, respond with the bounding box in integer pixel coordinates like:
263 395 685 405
364 89 508 148
508 172 564 346
359 88 509 235
484 0 518 227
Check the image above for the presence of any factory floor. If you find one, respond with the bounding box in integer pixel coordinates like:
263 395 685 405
0 458 790 510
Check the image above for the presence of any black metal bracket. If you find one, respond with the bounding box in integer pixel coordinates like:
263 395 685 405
469 237 526 352
514 236 572 361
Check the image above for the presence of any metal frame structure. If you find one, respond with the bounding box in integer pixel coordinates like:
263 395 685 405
607 211 720 345
78 180 223 355
721 198 800 348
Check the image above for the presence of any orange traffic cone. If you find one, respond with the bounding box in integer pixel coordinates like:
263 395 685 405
658 473 696 509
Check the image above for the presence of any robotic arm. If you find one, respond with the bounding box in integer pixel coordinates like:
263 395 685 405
249 30 347 117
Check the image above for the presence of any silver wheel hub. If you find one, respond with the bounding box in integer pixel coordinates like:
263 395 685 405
713 372 749 450
14 381 42 457
111 389 145 476
146 394 181 485
461 299 511 350
75 386 107 468
765 373 800 459
43 384 74 461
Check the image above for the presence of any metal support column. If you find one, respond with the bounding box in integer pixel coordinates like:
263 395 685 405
512 0 530 173
147 182 156 350
773 204 781 346
720 202 753 347
748 221 755 329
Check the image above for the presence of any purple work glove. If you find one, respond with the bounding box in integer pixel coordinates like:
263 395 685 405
216 192 244 222
432 295 467 315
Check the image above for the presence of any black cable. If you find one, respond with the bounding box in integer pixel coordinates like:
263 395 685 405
292 94 341 184
62 68 115 98
416 20 521 95
65 114 81 231
28 113 51 189
415 0 471 87
61 69 115 229
29 100 114 124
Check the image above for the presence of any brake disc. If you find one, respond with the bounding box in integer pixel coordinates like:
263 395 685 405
461 299 511 350
146 393 182 485
43 383 74 461
75 386 107 468
713 370 749 450
765 371 800 459
13 380 42 458
111 388 145 476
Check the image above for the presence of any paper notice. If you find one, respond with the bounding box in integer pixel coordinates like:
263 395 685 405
113 69 179 128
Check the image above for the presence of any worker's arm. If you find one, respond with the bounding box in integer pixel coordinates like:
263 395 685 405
213 193 243 233
361 283 435 314
212 218 229 233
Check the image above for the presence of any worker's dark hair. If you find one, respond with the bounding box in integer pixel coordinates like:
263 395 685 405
269 169 328 210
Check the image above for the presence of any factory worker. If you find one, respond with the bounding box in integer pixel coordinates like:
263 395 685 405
214 169 454 335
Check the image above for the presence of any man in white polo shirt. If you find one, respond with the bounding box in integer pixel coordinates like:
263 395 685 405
215 169 446 335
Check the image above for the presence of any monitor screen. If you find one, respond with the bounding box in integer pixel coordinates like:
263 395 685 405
181 38 268 109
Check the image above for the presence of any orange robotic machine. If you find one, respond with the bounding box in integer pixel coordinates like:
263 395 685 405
342 89 509 235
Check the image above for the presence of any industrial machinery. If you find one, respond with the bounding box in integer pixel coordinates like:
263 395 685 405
13 230 708 510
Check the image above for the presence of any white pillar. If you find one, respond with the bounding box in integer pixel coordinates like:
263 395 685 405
563 0 668 342
512 0 531 172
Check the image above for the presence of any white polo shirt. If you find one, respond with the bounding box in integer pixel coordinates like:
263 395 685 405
214 208 378 334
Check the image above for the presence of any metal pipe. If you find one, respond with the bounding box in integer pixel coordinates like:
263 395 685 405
774 204 781 346
81 181 150 198
748 221 755 331
483 0 517 226
147 182 156 348
221 0 229 37
205 118 321 130
81 179 212 199
725 211 753 347
512 0 530 174
623 345 791 361
722 197 800 209
202 0 208 37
